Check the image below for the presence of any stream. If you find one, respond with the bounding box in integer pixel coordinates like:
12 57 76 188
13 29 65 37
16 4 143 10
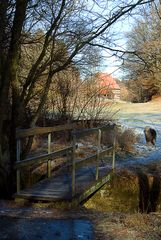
116 112 161 166
0 218 93 240
84 112 161 214
1 110 161 239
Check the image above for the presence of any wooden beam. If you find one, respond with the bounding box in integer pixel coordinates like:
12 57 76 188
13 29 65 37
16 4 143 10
96 129 101 180
16 123 76 139
47 133 51 178
112 125 116 171
71 124 116 139
99 124 116 131
71 135 76 197
72 128 98 138
16 139 21 193
72 173 111 207
14 192 72 201
68 147 113 170
15 146 73 169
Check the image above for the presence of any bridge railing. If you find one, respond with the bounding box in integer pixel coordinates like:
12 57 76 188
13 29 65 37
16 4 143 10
15 123 76 193
15 123 116 197
71 124 116 196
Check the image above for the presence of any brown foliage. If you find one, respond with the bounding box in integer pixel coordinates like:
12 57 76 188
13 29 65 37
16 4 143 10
117 128 140 153
102 127 140 153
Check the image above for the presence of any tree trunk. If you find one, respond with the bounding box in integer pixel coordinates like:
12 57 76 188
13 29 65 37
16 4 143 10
0 0 28 197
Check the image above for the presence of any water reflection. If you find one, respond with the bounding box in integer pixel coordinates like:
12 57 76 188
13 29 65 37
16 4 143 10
0 218 93 240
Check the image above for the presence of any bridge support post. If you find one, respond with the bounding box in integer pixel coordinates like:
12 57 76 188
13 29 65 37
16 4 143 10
16 139 21 193
96 129 101 180
72 134 76 197
47 133 51 178
112 126 116 171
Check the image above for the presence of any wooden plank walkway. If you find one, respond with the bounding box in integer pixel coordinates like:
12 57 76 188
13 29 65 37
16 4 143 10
14 123 116 206
15 166 112 205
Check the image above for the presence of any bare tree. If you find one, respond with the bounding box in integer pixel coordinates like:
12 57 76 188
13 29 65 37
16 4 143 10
0 0 154 196
44 65 81 122
122 1 161 102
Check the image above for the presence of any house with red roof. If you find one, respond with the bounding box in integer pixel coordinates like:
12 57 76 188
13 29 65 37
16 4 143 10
95 72 120 100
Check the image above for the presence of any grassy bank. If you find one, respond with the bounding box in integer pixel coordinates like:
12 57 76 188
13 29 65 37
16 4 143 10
112 97 161 115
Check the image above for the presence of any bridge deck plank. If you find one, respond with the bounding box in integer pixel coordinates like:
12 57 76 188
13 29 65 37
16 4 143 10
15 166 111 203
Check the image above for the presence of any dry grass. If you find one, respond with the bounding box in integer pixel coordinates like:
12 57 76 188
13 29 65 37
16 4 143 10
84 169 139 213
93 211 161 240
117 128 140 153
102 127 140 153
113 96 161 114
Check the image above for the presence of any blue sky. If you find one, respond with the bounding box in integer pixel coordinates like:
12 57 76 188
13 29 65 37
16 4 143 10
86 0 145 79
100 18 135 79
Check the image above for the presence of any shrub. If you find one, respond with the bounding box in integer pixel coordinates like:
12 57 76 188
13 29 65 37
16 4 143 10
117 128 140 153
102 126 140 153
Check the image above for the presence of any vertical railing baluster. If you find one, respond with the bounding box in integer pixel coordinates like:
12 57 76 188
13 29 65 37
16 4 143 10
28 167 32 187
72 134 76 197
96 129 101 180
16 139 21 193
47 133 51 178
112 125 116 171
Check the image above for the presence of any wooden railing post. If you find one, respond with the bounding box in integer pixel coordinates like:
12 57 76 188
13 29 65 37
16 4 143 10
28 167 32 187
47 133 51 178
72 134 76 197
96 129 101 180
16 139 21 193
112 125 116 171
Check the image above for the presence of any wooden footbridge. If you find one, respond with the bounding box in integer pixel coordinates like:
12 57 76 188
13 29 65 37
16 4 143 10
14 123 116 206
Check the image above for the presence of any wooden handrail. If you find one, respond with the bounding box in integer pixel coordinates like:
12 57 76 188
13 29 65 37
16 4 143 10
70 123 116 196
15 122 117 195
15 146 73 169
71 123 115 139
69 147 113 170
16 123 77 139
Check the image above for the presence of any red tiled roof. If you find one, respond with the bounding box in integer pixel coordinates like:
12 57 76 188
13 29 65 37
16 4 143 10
96 72 120 90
